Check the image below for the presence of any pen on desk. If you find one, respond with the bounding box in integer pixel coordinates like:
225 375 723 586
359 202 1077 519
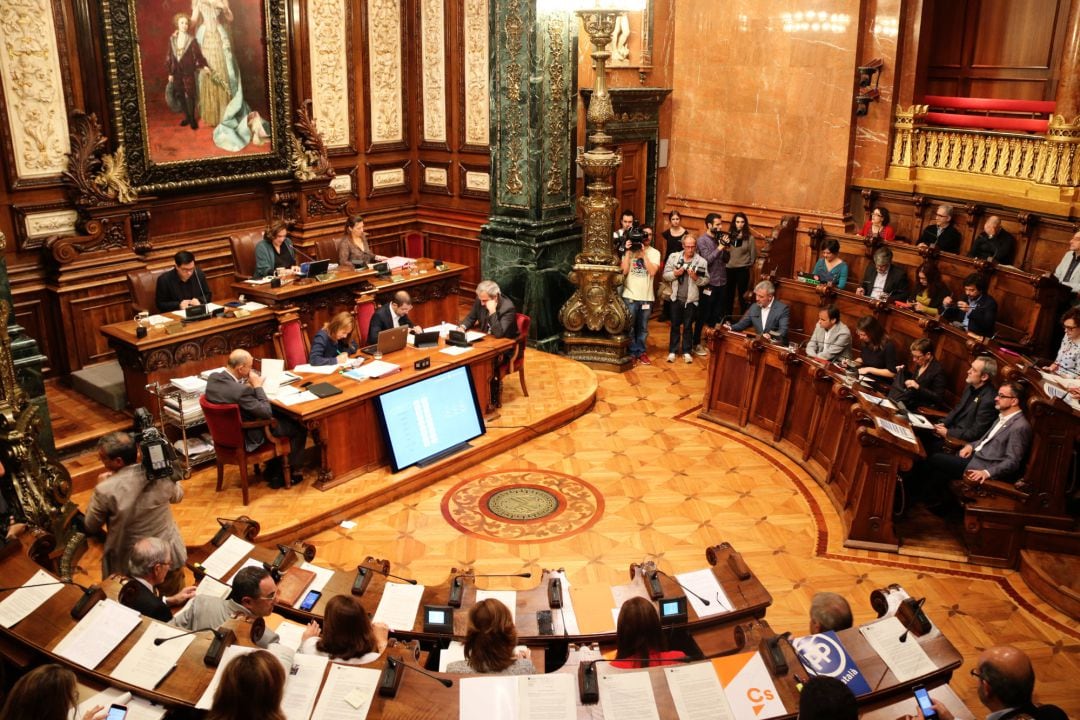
154 664 178 690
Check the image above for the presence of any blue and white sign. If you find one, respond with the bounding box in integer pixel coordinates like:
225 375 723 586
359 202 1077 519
791 631 872 696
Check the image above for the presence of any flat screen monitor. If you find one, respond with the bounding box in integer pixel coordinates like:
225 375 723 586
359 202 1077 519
374 366 486 471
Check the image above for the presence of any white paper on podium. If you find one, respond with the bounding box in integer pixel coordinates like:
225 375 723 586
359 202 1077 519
292 363 339 375
195 575 232 599
54 599 142 669
196 645 258 709
281 653 329 720
77 688 167 720
664 662 735 720
308 664 381 720
111 622 196 689
200 534 255 579
0 569 65 628
460 676 518 720
475 589 518 623
439 345 472 356
275 619 308 651
550 570 580 635
599 669 661 720
438 640 466 672
859 616 938 683
372 582 425 631
520 674 576 720
292 562 336 607
675 568 732 616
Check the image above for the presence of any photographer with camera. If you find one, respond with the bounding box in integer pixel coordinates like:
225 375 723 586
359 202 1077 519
662 235 709 363
84 430 187 596
620 223 661 365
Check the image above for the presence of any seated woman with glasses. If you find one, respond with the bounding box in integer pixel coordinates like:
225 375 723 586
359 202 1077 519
1044 307 1080 378
811 238 848 289
445 599 536 675
299 595 389 664
611 596 688 668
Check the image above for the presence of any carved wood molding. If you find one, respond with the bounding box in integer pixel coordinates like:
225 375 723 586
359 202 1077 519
112 321 279 373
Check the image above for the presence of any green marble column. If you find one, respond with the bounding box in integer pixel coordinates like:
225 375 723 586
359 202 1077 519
0 232 55 454
480 2 581 352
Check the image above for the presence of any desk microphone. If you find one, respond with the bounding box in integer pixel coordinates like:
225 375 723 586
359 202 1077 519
154 627 209 646
653 569 710 607
194 268 210 305
449 572 532 608
293 244 318 263
352 565 417 596
898 597 927 643
378 656 453 698
0 579 105 620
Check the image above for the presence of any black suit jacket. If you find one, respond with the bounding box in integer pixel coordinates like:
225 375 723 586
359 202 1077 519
155 267 212 312
121 579 172 622
969 229 1016 264
944 293 998 337
204 371 273 452
942 383 997 441
918 224 961 253
461 295 519 339
889 359 948 410
1001 704 1068 720
367 304 415 344
860 264 910 301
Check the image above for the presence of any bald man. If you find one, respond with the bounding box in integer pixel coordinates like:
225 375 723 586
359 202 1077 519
912 645 1065 720
204 349 307 488
969 216 1015 265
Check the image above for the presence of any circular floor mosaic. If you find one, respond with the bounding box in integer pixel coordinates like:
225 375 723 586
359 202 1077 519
441 470 605 543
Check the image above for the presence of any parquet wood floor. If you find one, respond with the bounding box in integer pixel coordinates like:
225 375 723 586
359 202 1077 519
60 319 1079 716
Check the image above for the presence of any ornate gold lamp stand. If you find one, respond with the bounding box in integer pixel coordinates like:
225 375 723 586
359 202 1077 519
558 7 632 367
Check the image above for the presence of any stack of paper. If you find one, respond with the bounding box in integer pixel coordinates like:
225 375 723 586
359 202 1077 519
309 664 381 720
0 569 66 628
876 417 917 443
200 534 255 579
53 599 142 669
859 616 937 683
461 674 575 720
171 376 207 394
111 622 197 689
173 434 214 463
344 360 400 380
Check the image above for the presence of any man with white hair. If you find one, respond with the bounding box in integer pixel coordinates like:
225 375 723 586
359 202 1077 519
459 280 519 340
917 204 961 253
724 280 790 344
120 536 196 622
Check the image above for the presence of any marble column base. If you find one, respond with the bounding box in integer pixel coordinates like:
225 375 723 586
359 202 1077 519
11 329 55 455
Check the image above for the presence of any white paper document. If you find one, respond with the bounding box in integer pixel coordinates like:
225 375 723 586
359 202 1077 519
110 622 196 689
675 568 732 616
344 360 400 379
438 640 466 672
54 599 142 669
599 669 661 720
292 562 337 607
274 619 308 651
291 363 339 375
196 645 258 709
0 569 65 628
439 345 471 356
194 575 232 599
372 581 425 631
281 652 329 720
876 417 917 444
475 589 518 622
278 390 320 406
77 689 167 720
200 534 255 580
907 412 934 429
309 664 381 720
665 662 735 720
859 616 938 683
461 674 574 720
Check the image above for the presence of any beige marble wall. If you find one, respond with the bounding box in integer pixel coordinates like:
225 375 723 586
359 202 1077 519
851 0 904 183
665 0 863 222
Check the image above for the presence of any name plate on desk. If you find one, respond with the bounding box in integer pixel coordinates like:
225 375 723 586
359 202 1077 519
163 322 185 335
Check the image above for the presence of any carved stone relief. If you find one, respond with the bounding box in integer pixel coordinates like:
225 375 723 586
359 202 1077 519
308 0 350 148
420 0 446 144
463 0 490 147
367 0 403 144
0 0 70 179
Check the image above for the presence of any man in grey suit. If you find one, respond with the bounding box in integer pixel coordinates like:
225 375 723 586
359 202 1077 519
204 349 307 488
924 380 1032 512
724 280 790 344
84 432 186 594
805 305 852 361
170 565 281 649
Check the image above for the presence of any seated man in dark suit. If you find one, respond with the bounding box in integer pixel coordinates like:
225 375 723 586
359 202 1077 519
917 203 962 253
156 250 212 312
856 247 910 301
204 349 307 487
928 355 998 453
120 536 196 622
809 591 853 634
924 381 1032 511
723 280 790 344
918 645 1066 720
459 280 519 340
888 338 948 410
969 215 1016 265
367 290 422 344
942 272 998 338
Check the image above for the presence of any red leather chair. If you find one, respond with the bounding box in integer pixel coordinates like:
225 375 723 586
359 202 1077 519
200 396 291 504
354 300 376 346
273 310 311 370
404 231 424 258
509 313 530 397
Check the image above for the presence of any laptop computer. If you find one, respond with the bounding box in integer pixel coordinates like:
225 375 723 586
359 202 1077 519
412 330 440 349
301 259 331 278
360 325 409 356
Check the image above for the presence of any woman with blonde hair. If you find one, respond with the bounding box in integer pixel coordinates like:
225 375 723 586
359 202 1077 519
309 311 358 365
206 650 286 720
299 595 389 664
445 598 536 675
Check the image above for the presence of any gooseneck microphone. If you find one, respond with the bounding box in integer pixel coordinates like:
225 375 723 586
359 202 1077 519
194 267 209 305
449 572 533 607
154 627 209 646
0 579 82 592
0 578 105 620
293 244 318 263
653 569 710 607
898 597 927 643
378 656 453 698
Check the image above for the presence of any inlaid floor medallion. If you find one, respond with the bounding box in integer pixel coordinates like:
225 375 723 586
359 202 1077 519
441 470 604 542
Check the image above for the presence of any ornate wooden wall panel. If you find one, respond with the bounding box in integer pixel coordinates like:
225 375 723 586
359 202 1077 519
306 0 355 151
